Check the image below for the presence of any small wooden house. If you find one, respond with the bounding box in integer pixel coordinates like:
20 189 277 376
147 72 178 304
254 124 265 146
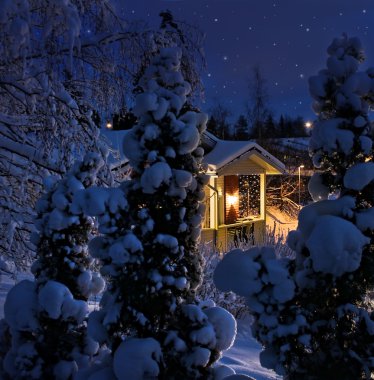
102 128 286 251
201 132 286 251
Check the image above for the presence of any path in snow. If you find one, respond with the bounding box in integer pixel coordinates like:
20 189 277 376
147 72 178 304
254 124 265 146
221 317 280 380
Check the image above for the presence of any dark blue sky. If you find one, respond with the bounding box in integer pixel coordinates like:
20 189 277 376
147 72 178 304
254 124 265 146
119 0 374 122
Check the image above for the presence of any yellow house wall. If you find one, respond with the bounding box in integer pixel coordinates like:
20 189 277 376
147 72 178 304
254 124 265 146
202 185 211 229
200 228 216 250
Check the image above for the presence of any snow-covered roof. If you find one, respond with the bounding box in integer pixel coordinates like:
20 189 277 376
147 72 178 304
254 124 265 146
101 128 286 176
202 131 286 175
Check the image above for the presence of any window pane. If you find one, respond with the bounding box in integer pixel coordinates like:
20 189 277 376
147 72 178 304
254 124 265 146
224 175 239 224
239 175 260 219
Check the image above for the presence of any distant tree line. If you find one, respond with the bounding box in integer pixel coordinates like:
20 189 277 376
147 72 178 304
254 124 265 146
206 112 309 140
110 62 311 141
205 65 310 141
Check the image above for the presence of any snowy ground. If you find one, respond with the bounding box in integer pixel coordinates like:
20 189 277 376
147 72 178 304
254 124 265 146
0 272 31 319
220 317 280 379
0 273 278 380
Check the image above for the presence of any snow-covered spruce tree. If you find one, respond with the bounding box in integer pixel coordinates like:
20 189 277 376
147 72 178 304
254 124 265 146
31 153 105 298
83 47 236 379
133 9 206 102
215 35 374 380
0 153 105 380
286 34 374 379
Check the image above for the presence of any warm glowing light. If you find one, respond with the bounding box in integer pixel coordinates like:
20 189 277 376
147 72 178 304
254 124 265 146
227 194 238 206
299 165 304 169
106 122 113 129
305 121 312 128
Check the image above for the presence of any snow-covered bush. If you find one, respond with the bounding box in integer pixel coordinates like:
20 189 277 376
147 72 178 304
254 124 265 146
197 224 295 319
197 244 249 319
0 153 104 379
215 35 374 380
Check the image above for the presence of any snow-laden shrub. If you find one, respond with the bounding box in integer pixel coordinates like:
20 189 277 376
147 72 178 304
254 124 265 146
197 224 294 319
197 244 249 319
215 35 374 380
0 153 104 379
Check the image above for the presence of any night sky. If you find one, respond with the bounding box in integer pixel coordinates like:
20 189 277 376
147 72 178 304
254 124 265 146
120 0 374 122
